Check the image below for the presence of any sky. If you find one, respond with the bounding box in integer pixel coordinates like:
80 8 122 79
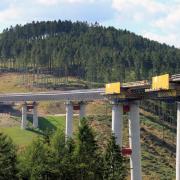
0 0 180 48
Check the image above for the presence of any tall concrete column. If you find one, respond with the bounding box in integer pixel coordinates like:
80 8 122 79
129 101 142 180
33 102 38 128
65 101 73 138
176 102 180 180
112 101 123 146
79 102 86 121
21 103 27 129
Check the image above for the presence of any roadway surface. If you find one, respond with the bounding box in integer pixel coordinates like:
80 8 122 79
0 88 105 102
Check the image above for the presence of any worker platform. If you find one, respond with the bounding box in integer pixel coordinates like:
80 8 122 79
105 73 180 102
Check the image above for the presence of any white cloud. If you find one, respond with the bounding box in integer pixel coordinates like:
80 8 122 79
111 0 180 47
36 0 95 6
37 0 59 6
112 0 165 13
153 4 180 33
0 5 22 22
143 31 180 48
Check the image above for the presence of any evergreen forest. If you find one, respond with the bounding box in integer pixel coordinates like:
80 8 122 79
0 20 179 83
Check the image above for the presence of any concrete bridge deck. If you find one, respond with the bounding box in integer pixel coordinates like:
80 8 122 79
0 88 105 102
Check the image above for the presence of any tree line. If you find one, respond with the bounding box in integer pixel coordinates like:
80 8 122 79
0 118 127 180
0 20 179 83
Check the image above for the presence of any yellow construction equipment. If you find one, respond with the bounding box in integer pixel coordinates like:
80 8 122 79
105 82 121 94
152 74 169 90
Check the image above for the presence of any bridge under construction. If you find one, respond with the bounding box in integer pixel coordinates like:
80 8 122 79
0 73 180 180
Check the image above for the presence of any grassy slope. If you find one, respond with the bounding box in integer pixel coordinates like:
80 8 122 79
88 114 176 180
0 72 102 93
0 73 24 93
0 116 66 147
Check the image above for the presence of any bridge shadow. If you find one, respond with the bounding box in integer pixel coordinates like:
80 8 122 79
0 105 21 116
38 116 57 132
141 127 176 154
26 116 57 136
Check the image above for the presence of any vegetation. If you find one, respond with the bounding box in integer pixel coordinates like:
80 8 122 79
87 114 176 179
0 118 126 180
0 132 18 180
0 20 179 83
0 111 176 179
0 116 67 146
103 135 126 180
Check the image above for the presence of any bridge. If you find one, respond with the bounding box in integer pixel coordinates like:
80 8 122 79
0 73 180 180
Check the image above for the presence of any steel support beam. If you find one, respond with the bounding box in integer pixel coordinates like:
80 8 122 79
176 102 180 180
129 101 142 180
21 103 27 129
112 102 123 146
65 101 73 138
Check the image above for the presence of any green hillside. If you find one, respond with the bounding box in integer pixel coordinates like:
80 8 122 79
0 20 179 83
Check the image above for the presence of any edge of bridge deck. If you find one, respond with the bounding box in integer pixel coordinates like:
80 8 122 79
0 73 179 102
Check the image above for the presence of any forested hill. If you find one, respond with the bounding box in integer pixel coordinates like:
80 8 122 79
0 20 180 82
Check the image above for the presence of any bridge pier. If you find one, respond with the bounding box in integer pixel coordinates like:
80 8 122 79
111 101 123 146
79 102 86 121
32 102 38 128
176 102 180 180
21 103 27 129
65 101 73 138
129 101 142 180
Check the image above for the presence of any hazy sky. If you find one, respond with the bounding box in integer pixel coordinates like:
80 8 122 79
0 0 180 47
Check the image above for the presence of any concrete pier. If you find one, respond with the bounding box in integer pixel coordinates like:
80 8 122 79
112 101 123 146
21 103 27 129
129 101 142 180
65 101 73 138
176 102 180 180
79 102 86 122
32 102 38 128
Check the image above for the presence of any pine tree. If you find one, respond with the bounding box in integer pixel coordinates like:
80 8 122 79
103 134 127 180
50 128 76 180
0 132 18 180
18 138 51 180
74 118 103 179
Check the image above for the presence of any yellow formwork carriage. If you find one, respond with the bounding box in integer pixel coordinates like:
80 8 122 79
152 74 170 90
105 82 121 94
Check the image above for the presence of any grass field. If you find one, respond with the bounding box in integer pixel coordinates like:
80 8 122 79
0 116 79 147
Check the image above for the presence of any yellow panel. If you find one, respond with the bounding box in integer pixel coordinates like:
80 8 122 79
152 74 169 90
105 82 121 94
